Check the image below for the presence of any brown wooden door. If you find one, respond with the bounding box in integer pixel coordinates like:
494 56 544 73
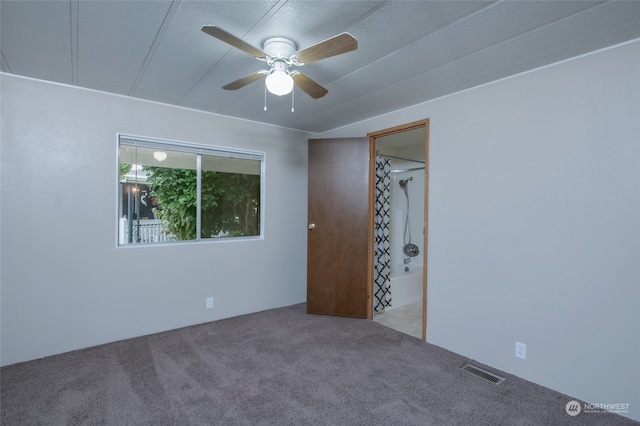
307 137 372 319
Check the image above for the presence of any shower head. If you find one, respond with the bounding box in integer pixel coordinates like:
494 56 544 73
399 176 413 188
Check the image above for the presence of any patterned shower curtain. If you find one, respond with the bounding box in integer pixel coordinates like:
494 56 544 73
374 156 392 312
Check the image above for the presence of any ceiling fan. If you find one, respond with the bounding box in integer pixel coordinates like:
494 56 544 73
201 26 358 100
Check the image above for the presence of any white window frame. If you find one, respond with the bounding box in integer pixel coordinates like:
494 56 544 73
116 134 265 247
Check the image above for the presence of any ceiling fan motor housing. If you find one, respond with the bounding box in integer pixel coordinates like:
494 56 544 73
263 37 296 60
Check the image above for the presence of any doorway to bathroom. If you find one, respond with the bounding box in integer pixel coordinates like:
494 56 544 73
369 119 429 340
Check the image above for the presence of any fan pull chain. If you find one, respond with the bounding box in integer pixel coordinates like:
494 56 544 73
291 87 295 112
264 83 268 111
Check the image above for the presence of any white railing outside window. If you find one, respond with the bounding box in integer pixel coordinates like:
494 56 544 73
119 219 173 244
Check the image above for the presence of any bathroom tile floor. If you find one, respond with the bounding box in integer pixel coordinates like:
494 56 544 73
373 300 423 339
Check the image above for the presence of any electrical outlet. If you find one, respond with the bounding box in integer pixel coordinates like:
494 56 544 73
515 341 527 360
206 297 213 309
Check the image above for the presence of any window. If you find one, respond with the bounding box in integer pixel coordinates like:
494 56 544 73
118 136 263 245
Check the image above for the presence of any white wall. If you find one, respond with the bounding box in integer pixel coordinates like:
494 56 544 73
0 75 308 366
318 40 640 421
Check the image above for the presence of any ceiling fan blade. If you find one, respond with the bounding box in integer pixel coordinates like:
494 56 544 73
292 72 328 99
201 26 265 58
222 71 267 90
295 33 357 64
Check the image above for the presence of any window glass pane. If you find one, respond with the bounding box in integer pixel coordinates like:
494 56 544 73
118 137 263 246
119 145 197 244
200 155 261 238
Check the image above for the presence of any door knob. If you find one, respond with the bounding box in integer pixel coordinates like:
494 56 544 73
308 223 316 230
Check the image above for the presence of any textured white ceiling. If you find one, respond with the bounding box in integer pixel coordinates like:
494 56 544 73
2 0 639 133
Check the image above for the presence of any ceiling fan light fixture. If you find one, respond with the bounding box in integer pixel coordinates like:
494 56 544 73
265 69 294 96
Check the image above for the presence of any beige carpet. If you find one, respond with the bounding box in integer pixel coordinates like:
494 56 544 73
2 303 637 425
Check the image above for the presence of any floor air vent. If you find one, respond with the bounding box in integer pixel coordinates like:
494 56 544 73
461 364 505 385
